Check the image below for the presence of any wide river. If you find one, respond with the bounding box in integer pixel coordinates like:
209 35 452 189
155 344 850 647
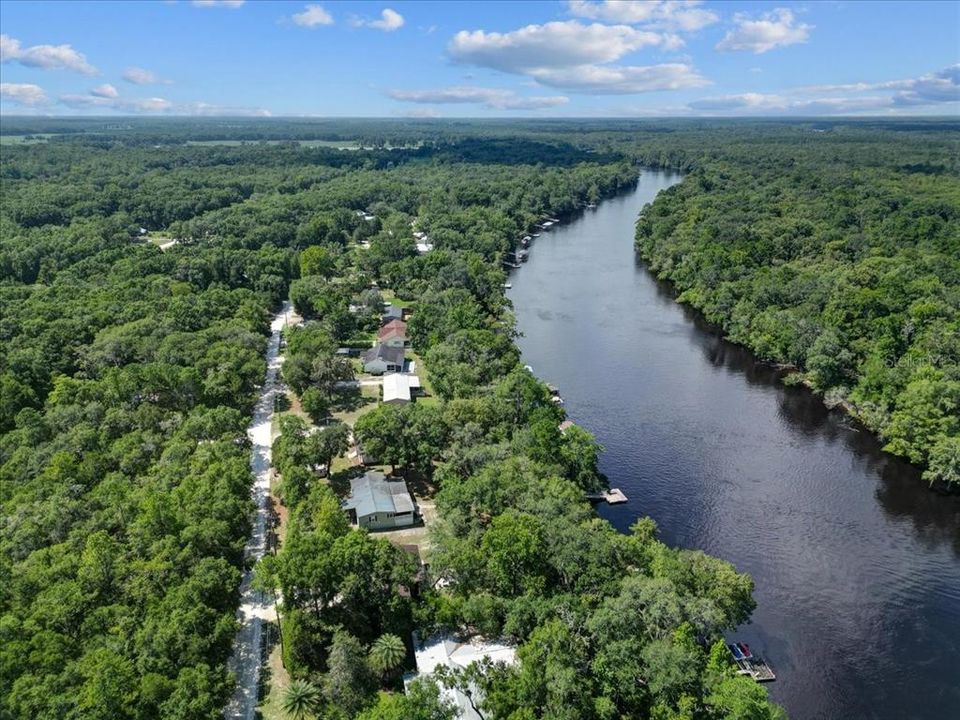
507 170 960 720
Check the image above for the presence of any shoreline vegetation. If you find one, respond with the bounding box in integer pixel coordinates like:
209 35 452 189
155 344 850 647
633 131 959 491
3 117 955 720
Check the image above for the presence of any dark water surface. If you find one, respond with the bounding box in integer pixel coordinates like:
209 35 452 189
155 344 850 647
507 170 960 720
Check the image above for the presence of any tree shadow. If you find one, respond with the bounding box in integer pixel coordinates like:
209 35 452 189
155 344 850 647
331 386 375 413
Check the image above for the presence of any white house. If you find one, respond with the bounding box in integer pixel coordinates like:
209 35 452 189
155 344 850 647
383 373 421 404
406 633 516 720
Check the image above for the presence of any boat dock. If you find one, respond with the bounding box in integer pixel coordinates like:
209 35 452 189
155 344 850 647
728 643 776 683
586 488 628 504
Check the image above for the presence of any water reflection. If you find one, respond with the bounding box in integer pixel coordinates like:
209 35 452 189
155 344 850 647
509 171 960 720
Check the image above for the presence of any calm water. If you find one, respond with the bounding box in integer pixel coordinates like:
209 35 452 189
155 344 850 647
507 170 960 720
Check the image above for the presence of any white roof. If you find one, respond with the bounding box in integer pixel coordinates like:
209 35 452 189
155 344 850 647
382 372 421 403
416 242 434 254
410 634 516 720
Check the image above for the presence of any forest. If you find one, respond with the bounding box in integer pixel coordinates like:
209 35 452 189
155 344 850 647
2 116 955 720
633 123 960 488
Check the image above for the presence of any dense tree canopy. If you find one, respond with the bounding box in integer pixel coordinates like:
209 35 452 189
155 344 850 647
8 116 950 719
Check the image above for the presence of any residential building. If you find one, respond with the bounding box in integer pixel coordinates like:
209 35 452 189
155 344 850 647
383 372 421 404
341 470 416 530
378 319 408 348
362 344 405 374
406 633 516 720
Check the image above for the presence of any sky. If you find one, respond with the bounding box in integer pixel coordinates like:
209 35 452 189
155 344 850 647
0 0 958 117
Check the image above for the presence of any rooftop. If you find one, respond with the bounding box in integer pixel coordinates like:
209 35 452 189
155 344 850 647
383 372 421 403
342 470 415 518
362 344 405 366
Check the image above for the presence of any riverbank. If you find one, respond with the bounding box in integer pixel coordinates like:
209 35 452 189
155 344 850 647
507 171 960 720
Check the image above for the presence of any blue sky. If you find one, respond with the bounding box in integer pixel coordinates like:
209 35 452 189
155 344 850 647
1 0 957 117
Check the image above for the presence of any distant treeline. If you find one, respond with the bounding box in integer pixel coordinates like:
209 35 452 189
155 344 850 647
635 126 959 488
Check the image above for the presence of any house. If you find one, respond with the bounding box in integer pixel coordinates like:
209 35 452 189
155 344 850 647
382 304 404 323
415 241 434 254
341 470 416 530
362 344 405 374
383 372 421 404
406 633 516 720
378 319 408 348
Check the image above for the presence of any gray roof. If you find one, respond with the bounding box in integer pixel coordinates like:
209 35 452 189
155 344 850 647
342 470 415 518
382 305 404 321
362 344 405 365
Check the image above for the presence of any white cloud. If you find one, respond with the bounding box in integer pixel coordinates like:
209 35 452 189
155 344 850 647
448 21 707 95
449 21 670 73
353 8 405 32
91 83 119 98
689 92 891 115
292 4 333 28
191 0 245 7
799 65 960 107
530 62 708 94
687 66 960 116
0 82 48 106
716 8 811 54
388 85 569 110
0 34 97 74
568 0 718 32
57 88 271 116
122 66 170 85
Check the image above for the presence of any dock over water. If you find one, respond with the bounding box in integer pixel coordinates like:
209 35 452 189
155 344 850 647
586 488 628 504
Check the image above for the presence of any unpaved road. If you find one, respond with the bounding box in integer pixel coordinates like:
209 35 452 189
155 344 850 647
223 301 290 720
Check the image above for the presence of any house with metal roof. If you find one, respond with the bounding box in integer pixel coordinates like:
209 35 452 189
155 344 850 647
382 304 404 323
341 470 417 530
383 372 421 404
405 633 516 720
362 344 405 374
377 319 408 348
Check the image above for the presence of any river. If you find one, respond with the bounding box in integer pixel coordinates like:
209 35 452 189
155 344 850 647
507 170 960 720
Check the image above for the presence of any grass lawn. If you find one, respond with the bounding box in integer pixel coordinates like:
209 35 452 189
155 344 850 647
184 139 360 149
0 134 57 145
256 639 290 720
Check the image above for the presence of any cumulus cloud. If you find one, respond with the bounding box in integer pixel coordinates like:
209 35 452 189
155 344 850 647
353 8 405 32
687 66 960 115
90 83 119 98
0 34 97 74
716 8 811 54
292 4 334 28
449 21 669 73
530 62 708 94
447 21 707 95
56 85 271 116
689 92 889 115
122 66 169 85
0 82 49 106
388 85 569 110
796 65 960 108
568 0 718 32
191 1 245 7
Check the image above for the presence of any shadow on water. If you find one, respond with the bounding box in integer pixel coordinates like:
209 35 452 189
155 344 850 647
643 257 960 557
512 171 960 720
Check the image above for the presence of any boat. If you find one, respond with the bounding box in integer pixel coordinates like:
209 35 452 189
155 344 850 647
738 642 753 659
728 644 744 661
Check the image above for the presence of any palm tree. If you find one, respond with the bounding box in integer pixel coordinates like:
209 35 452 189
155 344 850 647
368 633 407 676
280 679 321 720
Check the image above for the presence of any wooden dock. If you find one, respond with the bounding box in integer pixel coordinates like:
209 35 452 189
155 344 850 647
729 643 776 683
586 488 628 504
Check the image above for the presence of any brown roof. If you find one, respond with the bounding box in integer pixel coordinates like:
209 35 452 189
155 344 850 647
378 319 407 340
